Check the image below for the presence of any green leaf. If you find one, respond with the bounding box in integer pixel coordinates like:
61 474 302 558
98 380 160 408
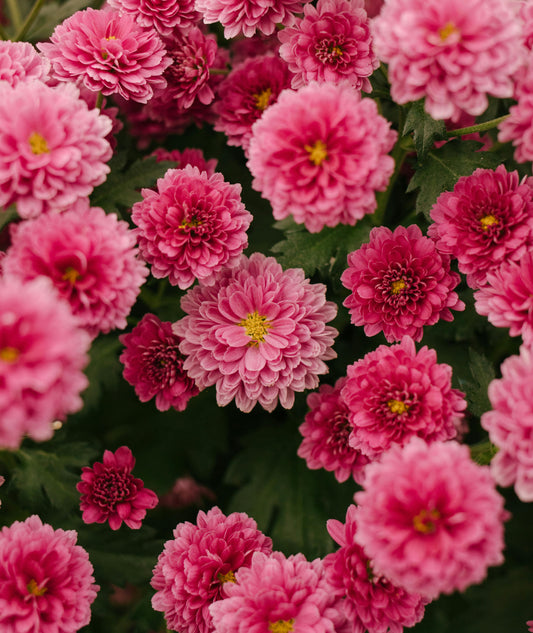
27 0 95 41
81 335 123 412
462 348 496 418
403 100 447 160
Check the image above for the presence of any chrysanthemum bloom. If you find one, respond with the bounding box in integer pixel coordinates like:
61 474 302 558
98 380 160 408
0 277 89 450
354 438 508 599
210 550 346 633
77 446 158 530
0 515 98 633
0 40 49 87
152 147 218 175
107 0 198 36
372 0 523 121
0 81 112 218
341 224 464 342
158 475 216 509
151 507 272 633
498 63 533 163
119 313 199 411
324 505 427 633
132 165 251 289
278 0 378 91
174 252 338 412
4 201 149 336
248 82 396 233
428 165 533 289
38 8 170 103
298 377 370 483
230 33 281 65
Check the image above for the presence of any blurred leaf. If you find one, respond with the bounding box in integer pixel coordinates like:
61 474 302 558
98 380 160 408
81 335 123 412
403 100 447 160
27 0 95 41
461 348 496 418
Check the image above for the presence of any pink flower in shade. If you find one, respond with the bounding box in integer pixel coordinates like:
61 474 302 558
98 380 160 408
107 0 199 36
119 313 199 411
0 515 98 633
298 377 370 484
77 446 158 530
0 475 4 508
0 277 90 451
0 41 49 87
354 438 508 600
248 82 396 233
428 165 533 289
324 505 427 633
152 147 218 175
528 621 533 633
230 33 281 65
151 507 272 633
210 551 347 633
132 165 252 289
341 224 464 343
498 62 533 163
278 0 378 91
364 0 383 19
372 0 524 121
158 475 216 509
38 8 170 103
3 201 149 337
0 81 112 219
173 253 338 413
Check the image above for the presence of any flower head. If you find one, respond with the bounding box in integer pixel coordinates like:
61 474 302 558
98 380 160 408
152 147 218 175
498 61 533 163
0 40 49 87
107 0 199 36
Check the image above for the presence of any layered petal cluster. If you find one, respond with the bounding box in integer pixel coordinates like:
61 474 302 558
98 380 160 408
173 253 338 412
0 516 98 633
152 147 218 175
0 81 112 218
77 446 158 530
248 82 396 233
151 507 272 633
107 0 199 36
498 62 533 163
278 0 378 90
0 40 49 87
341 224 464 342
372 0 523 121
354 438 508 599
132 165 252 289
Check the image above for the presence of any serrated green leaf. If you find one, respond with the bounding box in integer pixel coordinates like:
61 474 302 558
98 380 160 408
463 348 496 418
27 0 95 41
403 100 447 160
81 335 123 411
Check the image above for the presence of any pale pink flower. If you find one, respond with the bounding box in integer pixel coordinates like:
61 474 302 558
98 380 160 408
248 82 396 233
0 515 98 633
0 41 49 87
354 438 508 599
498 60 533 163
107 0 199 36
174 253 338 412
341 224 464 342
151 507 272 633
152 147 218 175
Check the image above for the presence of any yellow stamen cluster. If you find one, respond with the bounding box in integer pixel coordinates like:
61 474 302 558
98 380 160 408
0 346 19 363
480 214 499 230
29 132 49 155
268 619 295 633
253 88 272 112
304 140 328 166
218 570 236 584
27 579 47 597
387 399 409 415
412 509 440 534
62 266 80 285
439 22 459 42
238 311 271 346
389 279 406 295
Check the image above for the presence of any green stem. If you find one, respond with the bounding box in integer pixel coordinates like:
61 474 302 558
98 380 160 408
0 23 8 40
373 145 409 226
445 114 509 139
209 68 229 76
14 0 46 41
5 0 22 31
95 91 104 110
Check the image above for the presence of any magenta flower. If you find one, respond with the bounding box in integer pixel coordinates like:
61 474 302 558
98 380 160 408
107 0 199 36
341 224 464 342
174 253 338 413
298 378 370 484
151 507 272 633
119 313 199 411
428 166 533 289
0 40 49 87
77 446 158 530
0 515 98 633
354 438 508 599
152 147 218 175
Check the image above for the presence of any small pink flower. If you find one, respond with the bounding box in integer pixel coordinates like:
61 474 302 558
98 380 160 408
0 40 49 87
107 0 199 36
527 620 533 633
158 476 216 509
230 33 281 65
77 446 158 530
152 147 218 175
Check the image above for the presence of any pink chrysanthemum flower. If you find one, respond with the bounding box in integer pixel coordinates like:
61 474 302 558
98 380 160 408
0 40 49 87
354 438 508 599
159 475 216 509
0 81 112 218
248 82 396 233
0 515 98 633
372 0 524 121
0 277 90 450
210 550 346 633
152 147 218 175
278 0 378 91
341 224 464 342
77 446 158 530
174 252 338 412
428 166 533 289
498 62 533 163
107 0 199 36
324 505 427 633
4 201 149 336
298 377 370 484
38 8 170 103
132 165 252 289
151 507 272 633
119 313 199 411
230 33 281 65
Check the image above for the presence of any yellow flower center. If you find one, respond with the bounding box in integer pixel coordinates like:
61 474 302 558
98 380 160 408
389 279 406 295
304 140 328 166
413 509 440 534
269 619 295 633
29 132 49 155
27 579 47 597
387 399 409 415
180 215 203 229
253 87 272 112
480 214 499 230
329 45 343 58
62 266 80 285
439 22 459 42
238 311 271 346
0 346 19 363
217 570 236 584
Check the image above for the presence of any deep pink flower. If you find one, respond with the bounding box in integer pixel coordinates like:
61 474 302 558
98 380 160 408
528 620 533 633
0 515 98 633
278 0 378 90
0 277 90 451
364 0 383 18
298 377 370 483
0 81 112 218
107 0 199 36
152 147 218 175
428 165 533 289
341 224 464 342
324 505 427 633
77 446 158 530
0 40 49 87
151 507 272 633
174 253 338 412
248 82 396 233
158 475 216 509
4 201 149 336
38 8 170 103
498 61 533 163
372 0 524 121
230 33 281 65
354 438 508 599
